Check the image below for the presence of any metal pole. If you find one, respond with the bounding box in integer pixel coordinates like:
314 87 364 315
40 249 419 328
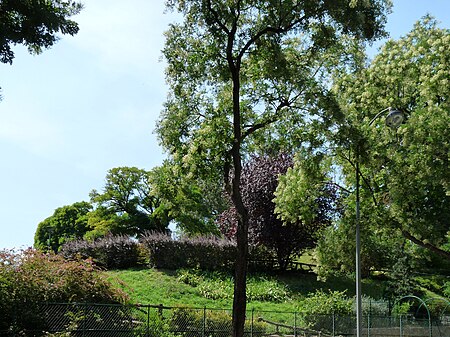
251 308 254 337
147 305 150 337
202 306 206 337
294 311 297 337
356 156 362 337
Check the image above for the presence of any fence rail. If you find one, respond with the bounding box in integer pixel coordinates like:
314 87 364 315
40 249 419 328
2 302 450 337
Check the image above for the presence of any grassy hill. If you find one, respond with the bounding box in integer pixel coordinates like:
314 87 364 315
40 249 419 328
106 268 389 312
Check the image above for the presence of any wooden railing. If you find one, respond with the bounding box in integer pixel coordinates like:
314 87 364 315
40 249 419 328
248 258 316 272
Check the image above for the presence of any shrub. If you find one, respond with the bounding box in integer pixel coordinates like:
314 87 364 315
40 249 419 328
140 232 236 270
299 290 353 316
141 232 188 269
0 249 127 335
298 290 353 333
60 235 142 269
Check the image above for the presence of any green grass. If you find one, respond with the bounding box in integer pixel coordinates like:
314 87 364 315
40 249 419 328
106 267 388 311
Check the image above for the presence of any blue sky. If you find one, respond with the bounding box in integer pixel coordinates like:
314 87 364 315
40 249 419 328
1 0 449 249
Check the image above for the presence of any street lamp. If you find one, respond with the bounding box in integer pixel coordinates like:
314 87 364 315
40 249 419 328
355 107 404 337
369 107 404 128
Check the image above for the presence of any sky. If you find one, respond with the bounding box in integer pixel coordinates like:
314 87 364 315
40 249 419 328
1 0 449 250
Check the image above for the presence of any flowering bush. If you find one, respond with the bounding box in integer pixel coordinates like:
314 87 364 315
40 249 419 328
0 248 128 334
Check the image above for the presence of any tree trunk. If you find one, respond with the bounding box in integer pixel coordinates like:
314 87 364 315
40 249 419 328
228 37 249 335
232 214 249 337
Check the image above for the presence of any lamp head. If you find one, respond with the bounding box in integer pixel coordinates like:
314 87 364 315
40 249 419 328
385 109 404 129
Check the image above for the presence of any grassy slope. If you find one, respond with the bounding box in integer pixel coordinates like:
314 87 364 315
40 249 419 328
107 268 387 311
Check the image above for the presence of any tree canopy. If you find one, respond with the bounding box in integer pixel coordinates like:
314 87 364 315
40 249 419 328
219 153 340 270
34 201 92 252
0 0 82 99
0 0 82 64
331 16 450 262
148 160 227 235
159 1 391 335
89 167 169 236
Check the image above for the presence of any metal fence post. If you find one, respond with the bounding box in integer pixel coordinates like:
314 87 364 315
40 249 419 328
251 308 254 337
332 311 335 337
202 306 206 337
82 303 86 337
147 305 150 337
429 315 432 337
294 311 297 337
400 315 403 337
368 299 371 337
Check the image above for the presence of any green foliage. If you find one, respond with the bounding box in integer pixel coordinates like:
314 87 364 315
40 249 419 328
384 250 422 300
298 290 353 316
391 302 411 316
34 201 92 252
177 269 291 302
444 282 450 298
331 16 450 262
246 276 291 302
415 276 444 295
0 249 127 334
149 160 227 235
89 167 169 236
316 218 406 277
0 0 82 64
274 152 336 225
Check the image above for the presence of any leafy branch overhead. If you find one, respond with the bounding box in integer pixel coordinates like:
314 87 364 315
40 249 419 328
332 16 450 261
0 0 83 64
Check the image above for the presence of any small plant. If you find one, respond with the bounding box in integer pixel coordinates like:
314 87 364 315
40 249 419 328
392 302 411 316
177 269 204 287
247 276 290 302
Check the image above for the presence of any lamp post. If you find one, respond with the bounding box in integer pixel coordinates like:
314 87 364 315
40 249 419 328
355 107 404 337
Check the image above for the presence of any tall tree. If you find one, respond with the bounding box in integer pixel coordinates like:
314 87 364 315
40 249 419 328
331 16 450 262
34 201 92 252
90 167 169 236
149 160 227 235
158 1 391 335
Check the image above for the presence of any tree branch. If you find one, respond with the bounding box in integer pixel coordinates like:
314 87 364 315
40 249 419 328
401 230 450 260
337 151 378 206
205 0 230 34
241 95 293 140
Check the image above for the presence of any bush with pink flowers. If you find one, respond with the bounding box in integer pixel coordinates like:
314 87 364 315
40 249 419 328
0 248 128 334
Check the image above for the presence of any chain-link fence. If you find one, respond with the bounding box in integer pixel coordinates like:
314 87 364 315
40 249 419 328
2 303 450 336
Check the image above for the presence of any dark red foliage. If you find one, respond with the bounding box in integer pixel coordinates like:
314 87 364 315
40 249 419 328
218 153 338 269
